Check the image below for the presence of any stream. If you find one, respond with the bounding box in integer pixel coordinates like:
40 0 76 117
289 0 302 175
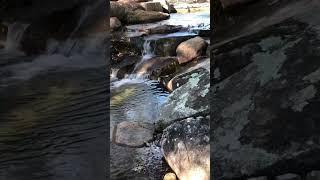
0 6 108 180
110 8 210 180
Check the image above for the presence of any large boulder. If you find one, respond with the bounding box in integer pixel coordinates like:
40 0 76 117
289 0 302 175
157 67 209 129
161 116 210 180
126 10 169 24
176 36 208 64
211 1 320 179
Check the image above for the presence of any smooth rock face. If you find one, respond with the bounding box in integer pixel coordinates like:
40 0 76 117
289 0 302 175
112 121 154 147
140 2 163 12
157 68 209 128
275 174 301 180
126 10 170 24
306 171 320 180
176 36 208 64
161 116 210 180
110 17 122 32
211 1 320 178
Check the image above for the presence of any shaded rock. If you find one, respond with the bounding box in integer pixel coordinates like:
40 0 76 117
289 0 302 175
275 174 301 180
112 121 154 148
211 17 320 180
157 67 209 127
126 10 169 24
112 56 141 79
176 36 208 64
220 0 257 9
134 56 178 78
163 173 177 180
247 177 268 180
110 17 122 32
161 116 210 180
306 171 320 180
111 38 141 64
140 2 163 12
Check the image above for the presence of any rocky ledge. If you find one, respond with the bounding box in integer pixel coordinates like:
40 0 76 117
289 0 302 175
212 0 320 179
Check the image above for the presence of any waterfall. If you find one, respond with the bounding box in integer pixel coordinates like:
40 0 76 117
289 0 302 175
142 39 154 60
2 22 29 52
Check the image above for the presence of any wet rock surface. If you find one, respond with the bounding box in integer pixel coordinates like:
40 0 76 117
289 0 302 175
161 116 210 180
211 0 320 179
134 56 178 79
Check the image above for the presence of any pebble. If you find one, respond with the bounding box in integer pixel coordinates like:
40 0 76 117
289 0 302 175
163 173 177 180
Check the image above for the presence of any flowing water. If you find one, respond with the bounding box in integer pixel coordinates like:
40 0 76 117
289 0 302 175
0 5 108 180
110 8 210 180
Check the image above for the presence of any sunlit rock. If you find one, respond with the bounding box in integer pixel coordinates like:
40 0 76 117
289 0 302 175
176 36 208 64
161 116 210 180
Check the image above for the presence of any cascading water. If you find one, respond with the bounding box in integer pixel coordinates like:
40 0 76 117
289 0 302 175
0 22 29 55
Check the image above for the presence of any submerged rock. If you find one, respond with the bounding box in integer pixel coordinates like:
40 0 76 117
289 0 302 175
112 121 154 148
161 116 210 180
176 36 208 64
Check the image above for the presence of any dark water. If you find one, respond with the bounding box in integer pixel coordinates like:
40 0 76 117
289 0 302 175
0 68 107 180
110 78 169 180
0 21 108 179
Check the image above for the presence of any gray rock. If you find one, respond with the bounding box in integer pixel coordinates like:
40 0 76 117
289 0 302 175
211 5 320 180
112 121 154 147
157 67 209 128
275 174 301 180
247 177 268 180
161 116 210 180
306 171 320 180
